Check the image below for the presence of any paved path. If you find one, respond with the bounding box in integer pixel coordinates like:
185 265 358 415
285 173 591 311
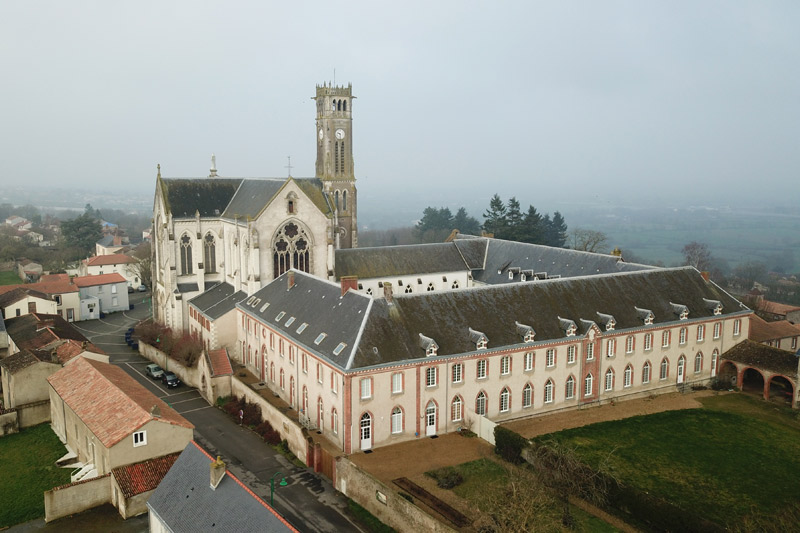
70 295 364 533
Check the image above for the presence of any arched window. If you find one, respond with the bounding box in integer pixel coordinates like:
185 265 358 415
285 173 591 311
343 100 347 112
331 408 338 435
273 222 311 278
318 398 324 430
302 385 308 413
660 358 669 380
290 377 295 407
203 233 216 273
500 387 510 412
695 352 703 373
643 361 651 383
522 383 532 408
544 379 554 403
337 99 341 111
335 190 340 211
427 283 435 292
451 280 459 289
475 391 486 416
565 376 575 399
331 100 336 112
270 362 275 382
180 234 192 275
391 407 403 434
711 349 719 378
451 396 462 422
584 373 593 397
342 190 347 211
404 285 413 294
279 369 285 390
624 364 633 387
605 368 614 391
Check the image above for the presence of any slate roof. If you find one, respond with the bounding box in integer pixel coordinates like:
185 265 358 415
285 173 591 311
748 315 800 342
147 441 298 533
351 267 746 367
159 178 243 218
722 340 799 376
5 313 89 351
47 357 193 448
207 348 233 376
453 238 488 269
334 243 471 279
111 453 180 499
238 271 372 369
73 273 127 287
86 254 134 267
189 282 247 320
96 235 116 248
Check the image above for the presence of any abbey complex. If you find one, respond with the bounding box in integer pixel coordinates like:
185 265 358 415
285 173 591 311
151 82 790 455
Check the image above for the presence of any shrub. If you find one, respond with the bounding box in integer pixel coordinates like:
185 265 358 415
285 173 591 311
494 426 528 464
434 467 464 489
255 421 282 445
171 334 203 367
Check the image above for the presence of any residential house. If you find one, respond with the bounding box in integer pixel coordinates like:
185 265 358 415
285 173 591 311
147 441 298 533
759 300 800 324
96 229 129 256
81 254 142 289
73 273 130 318
0 275 81 322
47 357 194 478
16 259 42 282
0 287 57 320
235 267 749 453
110 452 180 519
5 215 32 231
748 315 800 352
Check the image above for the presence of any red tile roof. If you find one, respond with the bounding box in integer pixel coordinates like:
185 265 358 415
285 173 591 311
0 277 79 296
86 254 135 267
73 273 127 287
47 358 193 448
761 300 800 316
207 348 233 376
749 315 800 343
40 273 71 283
112 452 180 499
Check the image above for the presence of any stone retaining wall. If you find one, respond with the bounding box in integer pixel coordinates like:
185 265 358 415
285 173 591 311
44 474 111 522
0 409 18 437
140 343 200 389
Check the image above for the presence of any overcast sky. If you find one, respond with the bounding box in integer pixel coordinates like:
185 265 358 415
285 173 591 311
1 1 798 213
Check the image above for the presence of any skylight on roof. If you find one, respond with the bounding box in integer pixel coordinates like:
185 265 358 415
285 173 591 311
314 333 327 345
275 311 286 321
259 302 270 312
296 323 308 334
285 317 295 327
333 342 347 356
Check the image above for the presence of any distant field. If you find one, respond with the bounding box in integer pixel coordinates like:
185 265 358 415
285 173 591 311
0 424 71 527
0 271 21 285
535 394 800 529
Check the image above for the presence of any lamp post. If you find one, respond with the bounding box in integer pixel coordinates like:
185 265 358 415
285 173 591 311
270 471 287 506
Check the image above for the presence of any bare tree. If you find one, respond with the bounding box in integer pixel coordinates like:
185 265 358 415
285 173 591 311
681 241 713 271
131 242 152 288
568 228 609 253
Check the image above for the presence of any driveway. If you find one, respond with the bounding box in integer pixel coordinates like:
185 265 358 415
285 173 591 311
72 293 364 533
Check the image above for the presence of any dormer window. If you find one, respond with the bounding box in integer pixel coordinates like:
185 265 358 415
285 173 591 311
597 313 616 331
704 298 723 316
558 317 577 337
477 338 487 349
515 321 535 343
670 303 689 320
419 333 439 357
468 327 488 350
635 307 655 325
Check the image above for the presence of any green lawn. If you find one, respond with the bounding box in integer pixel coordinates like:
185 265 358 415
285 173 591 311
534 393 800 529
0 424 71 527
0 270 21 285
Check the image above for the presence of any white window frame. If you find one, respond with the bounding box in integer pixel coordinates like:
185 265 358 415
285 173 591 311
475 392 486 416
584 374 593 397
567 345 576 364
546 348 555 368
642 362 651 384
565 376 575 399
679 327 687 345
695 353 703 373
625 336 634 354
644 333 653 351
697 324 705 342
524 351 534 371
426 367 437 388
586 342 594 361
660 359 669 380
500 388 510 412
522 384 532 408
604 369 614 391
713 322 721 339
391 407 403 434
624 365 632 388
733 319 741 336
452 397 463 422
133 430 147 447
360 377 372 399
477 359 487 379
452 363 463 384
544 380 553 403
391 372 402 394
500 356 510 375
606 338 615 357
662 330 670 348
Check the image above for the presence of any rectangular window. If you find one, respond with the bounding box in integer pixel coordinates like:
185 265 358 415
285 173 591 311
606 339 615 357
55 295 62 305
524 351 534 371
452 363 463 383
586 342 594 361
713 322 721 339
477 359 487 379
546 349 555 367
644 333 652 351
112 296 118 306
360 378 371 399
317 363 322 384
111 284 117 294
392 372 403 393
626 336 634 354
500 356 510 375
697 324 705 342
522 386 532 408
679 328 687 345
733 319 741 336
302 353 308 373
133 431 147 447
331 373 338 394
662 330 670 348
792 337 798 350
391 409 402 434
567 345 576 364
426 367 437 387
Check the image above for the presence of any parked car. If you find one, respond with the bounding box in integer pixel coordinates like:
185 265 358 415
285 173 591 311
138 284 148 292
127 285 134 293
145 364 164 379
162 371 181 388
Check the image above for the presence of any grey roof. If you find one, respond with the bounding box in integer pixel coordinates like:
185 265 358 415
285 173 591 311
189 283 247 320
334 242 470 280
177 283 199 294
455 235 654 285
237 271 371 369
452 238 488 269
147 441 296 533
221 179 287 219
96 235 115 247
349 266 747 367
160 178 243 218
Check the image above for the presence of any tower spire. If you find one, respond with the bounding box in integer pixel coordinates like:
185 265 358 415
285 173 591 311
209 154 218 177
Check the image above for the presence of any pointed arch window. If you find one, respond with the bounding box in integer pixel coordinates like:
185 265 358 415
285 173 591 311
584 373 593 397
642 361 651 383
605 368 614 391
624 365 633 387
203 233 216 273
342 190 347 211
273 222 311 278
499 387 510 412
660 358 669 380
522 383 532 408
180 234 192 275
335 190 340 211
391 407 403 434
475 391 486 416
544 379 554 403
451 396 463 422
565 376 575 399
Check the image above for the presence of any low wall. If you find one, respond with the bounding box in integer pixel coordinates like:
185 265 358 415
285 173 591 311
44 474 111 522
140 343 200 389
230 378 307 465
0 410 18 437
335 457 455 533
17 399 51 428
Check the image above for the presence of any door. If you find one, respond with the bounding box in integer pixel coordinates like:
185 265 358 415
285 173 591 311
360 413 372 450
677 356 685 384
425 401 437 436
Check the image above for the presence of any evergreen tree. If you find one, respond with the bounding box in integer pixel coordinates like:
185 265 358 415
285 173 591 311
521 205 544 244
453 207 481 235
483 194 508 237
415 206 454 242
549 211 568 248
505 197 523 241
61 212 102 255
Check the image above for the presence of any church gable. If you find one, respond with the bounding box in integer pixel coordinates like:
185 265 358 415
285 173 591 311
220 179 287 220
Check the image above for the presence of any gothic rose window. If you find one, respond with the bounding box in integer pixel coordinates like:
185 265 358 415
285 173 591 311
273 223 311 278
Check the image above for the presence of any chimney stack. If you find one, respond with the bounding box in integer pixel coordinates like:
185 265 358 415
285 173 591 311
383 282 393 304
700 271 710 282
210 456 226 490
287 270 295 290
341 276 358 296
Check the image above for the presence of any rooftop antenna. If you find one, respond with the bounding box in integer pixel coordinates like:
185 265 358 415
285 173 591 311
285 156 293 178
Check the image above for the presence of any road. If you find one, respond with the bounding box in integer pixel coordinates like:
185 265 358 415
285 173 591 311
71 291 365 533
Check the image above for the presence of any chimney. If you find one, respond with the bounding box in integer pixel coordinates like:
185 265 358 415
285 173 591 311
210 456 226 490
287 270 295 290
341 276 358 296
700 271 710 282
383 282 393 304
149 404 162 418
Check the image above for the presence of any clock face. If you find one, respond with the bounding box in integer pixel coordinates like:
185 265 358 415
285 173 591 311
318 128 323 140
335 128 345 140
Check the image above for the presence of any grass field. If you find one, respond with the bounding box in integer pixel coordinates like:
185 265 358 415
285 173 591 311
0 270 21 285
534 393 800 529
0 424 71 527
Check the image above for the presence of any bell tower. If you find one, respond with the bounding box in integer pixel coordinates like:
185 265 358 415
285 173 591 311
314 82 357 248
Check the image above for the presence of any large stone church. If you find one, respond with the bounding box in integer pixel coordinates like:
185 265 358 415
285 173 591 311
152 83 358 329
